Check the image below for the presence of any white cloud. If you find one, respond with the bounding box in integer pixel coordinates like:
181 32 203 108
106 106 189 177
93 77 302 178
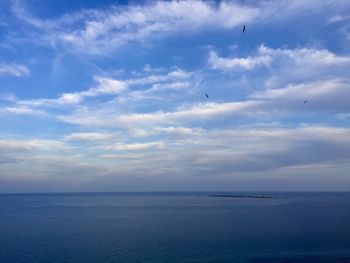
1 125 350 191
128 81 192 101
57 100 263 127
83 126 350 175
11 0 350 55
88 76 126 95
14 68 195 110
0 139 69 151
125 69 193 86
209 45 350 72
0 93 17 102
55 1 257 54
64 132 115 142
3 1 350 191
154 126 205 137
0 106 46 116
56 77 350 130
328 15 350 24
0 63 29 77
122 69 198 102
258 45 350 65
252 79 350 111
100 141 164 151
209 50 271 70
17 76 126 108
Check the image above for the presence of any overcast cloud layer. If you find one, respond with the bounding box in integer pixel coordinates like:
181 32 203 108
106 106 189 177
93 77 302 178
0 0 350 192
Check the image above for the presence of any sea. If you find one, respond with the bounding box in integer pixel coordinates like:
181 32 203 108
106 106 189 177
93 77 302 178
1 192 350 262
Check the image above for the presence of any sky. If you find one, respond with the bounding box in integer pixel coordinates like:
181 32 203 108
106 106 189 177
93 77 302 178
0 0 350 193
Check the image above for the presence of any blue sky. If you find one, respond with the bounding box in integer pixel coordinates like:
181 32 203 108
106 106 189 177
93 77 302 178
1 0 350 192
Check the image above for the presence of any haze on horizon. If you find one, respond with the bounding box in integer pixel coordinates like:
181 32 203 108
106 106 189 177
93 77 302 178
0 0 350 193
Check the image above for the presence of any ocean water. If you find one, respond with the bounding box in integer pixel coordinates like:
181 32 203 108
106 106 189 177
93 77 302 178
0 192 350 262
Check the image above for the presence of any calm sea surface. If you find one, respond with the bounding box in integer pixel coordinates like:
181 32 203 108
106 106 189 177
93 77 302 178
1 192 350 262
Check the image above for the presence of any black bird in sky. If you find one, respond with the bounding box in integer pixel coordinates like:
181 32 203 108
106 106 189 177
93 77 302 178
242 25 246 32
205 93 209 98
304 100 308 103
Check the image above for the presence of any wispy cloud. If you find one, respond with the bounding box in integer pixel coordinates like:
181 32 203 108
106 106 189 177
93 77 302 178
14 68 195 110
12 0 350 55
64 132 115 142
57 100 262 128
11 0 257 54
54 76 350 134
327 15 350 24
60 126 350 176
17 76 126 107
100 141 164 151
209 45 350 72
0 63 29 77
209 50 271 71
0 139 69 151
2 123 350 191
252 79 350 111
2 0 350 191
0 106 46 116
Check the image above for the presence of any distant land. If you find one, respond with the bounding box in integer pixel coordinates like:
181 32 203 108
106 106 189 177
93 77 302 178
208 194 278 199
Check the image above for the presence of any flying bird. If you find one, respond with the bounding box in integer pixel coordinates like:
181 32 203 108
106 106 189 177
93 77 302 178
242 25 246 32
304 100 308 103
205 93 209 98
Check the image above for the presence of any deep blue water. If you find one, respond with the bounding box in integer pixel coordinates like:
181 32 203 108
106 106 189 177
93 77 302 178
1 192 350 262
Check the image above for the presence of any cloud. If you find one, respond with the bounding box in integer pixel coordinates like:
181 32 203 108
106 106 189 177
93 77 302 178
328 15 350 24
84 126 350 176
64 132 115 142
209 50 271 70
0 93 17 102
123 68 198 101
55 76 350 132
209 45 350 73
57 100 262 127
0 63 29 77
0 138 96 185
0 106 46 116
1 125 350 191
0 139 69 151
125 69 193 86
252 79 350 112
11 1 257 54
258 45 350 65
55 1 257 54
0 138 72 165
13 68 195 111
100 141 164 151
10 0 350 55
154 126 205 137
2 1 350 192
336 113 350 119
3 56 346 136
204 126 350 173
16 76 126 107
89 76 126 95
